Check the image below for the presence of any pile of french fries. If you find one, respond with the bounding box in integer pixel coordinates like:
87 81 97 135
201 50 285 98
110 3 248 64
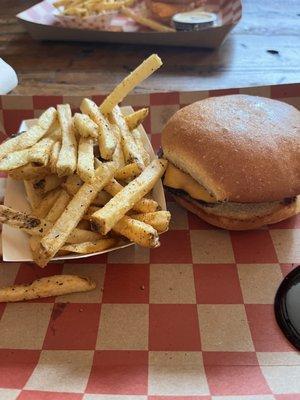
0 54 171 280
54 0 137 15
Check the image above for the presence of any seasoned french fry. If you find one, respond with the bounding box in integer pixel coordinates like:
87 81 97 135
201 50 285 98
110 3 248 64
74 113 99 138
0 205 102 244
0 107 57 160
9 163 50 181
125 107 149 131
24 180 43 209
0 205 51 235
111 106 144 168
132 129 151 166
131 210 171 232
49 141 61 173
29 137 55 166
100 54 162 114
33 175 64 194
0 148 31 171
45 189 71 223
80 98 116 160
37 162 116 267
91 159 167 234
61 238 117 254
112 139 125 169
48 122 62 141
102 175 158 213
56 104 77 176
114 162 142 181
110 123 125 169
32 188 61 218
77 136 94 182
121 7 175 32
63 173 83 195
113 215 160 247
0 275 96 302
67 228 103 244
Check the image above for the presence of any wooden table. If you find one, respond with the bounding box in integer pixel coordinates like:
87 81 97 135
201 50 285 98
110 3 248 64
1 0 300 95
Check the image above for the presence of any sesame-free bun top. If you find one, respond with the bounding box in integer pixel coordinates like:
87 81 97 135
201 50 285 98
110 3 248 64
162 94 300 203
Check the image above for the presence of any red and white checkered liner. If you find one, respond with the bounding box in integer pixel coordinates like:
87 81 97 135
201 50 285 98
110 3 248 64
0 83 300 399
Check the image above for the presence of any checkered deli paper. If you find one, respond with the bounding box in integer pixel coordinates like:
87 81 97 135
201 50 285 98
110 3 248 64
0 83 300 400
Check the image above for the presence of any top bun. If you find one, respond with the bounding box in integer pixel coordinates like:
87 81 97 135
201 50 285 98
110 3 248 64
162 95 300 203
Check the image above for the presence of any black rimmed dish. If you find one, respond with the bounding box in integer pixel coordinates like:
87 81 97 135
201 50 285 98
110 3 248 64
274 265 300 351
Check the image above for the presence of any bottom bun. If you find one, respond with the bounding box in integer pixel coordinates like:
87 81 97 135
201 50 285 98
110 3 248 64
171 194 300 230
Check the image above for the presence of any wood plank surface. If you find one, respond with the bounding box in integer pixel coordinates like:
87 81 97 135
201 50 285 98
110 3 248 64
1 0 299 95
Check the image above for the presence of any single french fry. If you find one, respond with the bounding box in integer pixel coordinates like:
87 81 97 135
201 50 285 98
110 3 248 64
80 98 116 160
49 140 61 173
73 113 99 138
67 228 103 244
91 159 167 234
102 175 158 213
100 54 162 114
112 139 125 169
37 162 116 267
0 205 102 244
132 129 151 166
113 215 160 247
45 190 71 223
24 180 43 209
56 104 77 176
114 162 142 181
9 163 50 181
111 124 125 169
0 275 96 302
125 107 149 131
77 136 95 182
111 106 144 168
29 137 55 166
61 238 116 254
48 122 62 141
0 107 57 160
32 188 61 218
63 173 83 195
0 148 31 171
131 210 171 232
0 205 51 235
33 175 64 194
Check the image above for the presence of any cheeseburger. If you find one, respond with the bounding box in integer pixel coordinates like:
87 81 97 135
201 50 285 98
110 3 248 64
161 95 300 230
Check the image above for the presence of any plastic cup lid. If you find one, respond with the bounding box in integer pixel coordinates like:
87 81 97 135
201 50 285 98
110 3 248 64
172 10 217 25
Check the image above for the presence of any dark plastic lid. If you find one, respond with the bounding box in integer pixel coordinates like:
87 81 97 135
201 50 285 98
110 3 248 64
274 265 300 351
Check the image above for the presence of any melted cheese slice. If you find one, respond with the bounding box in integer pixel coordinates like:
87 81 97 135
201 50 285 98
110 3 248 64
163 163 216 203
